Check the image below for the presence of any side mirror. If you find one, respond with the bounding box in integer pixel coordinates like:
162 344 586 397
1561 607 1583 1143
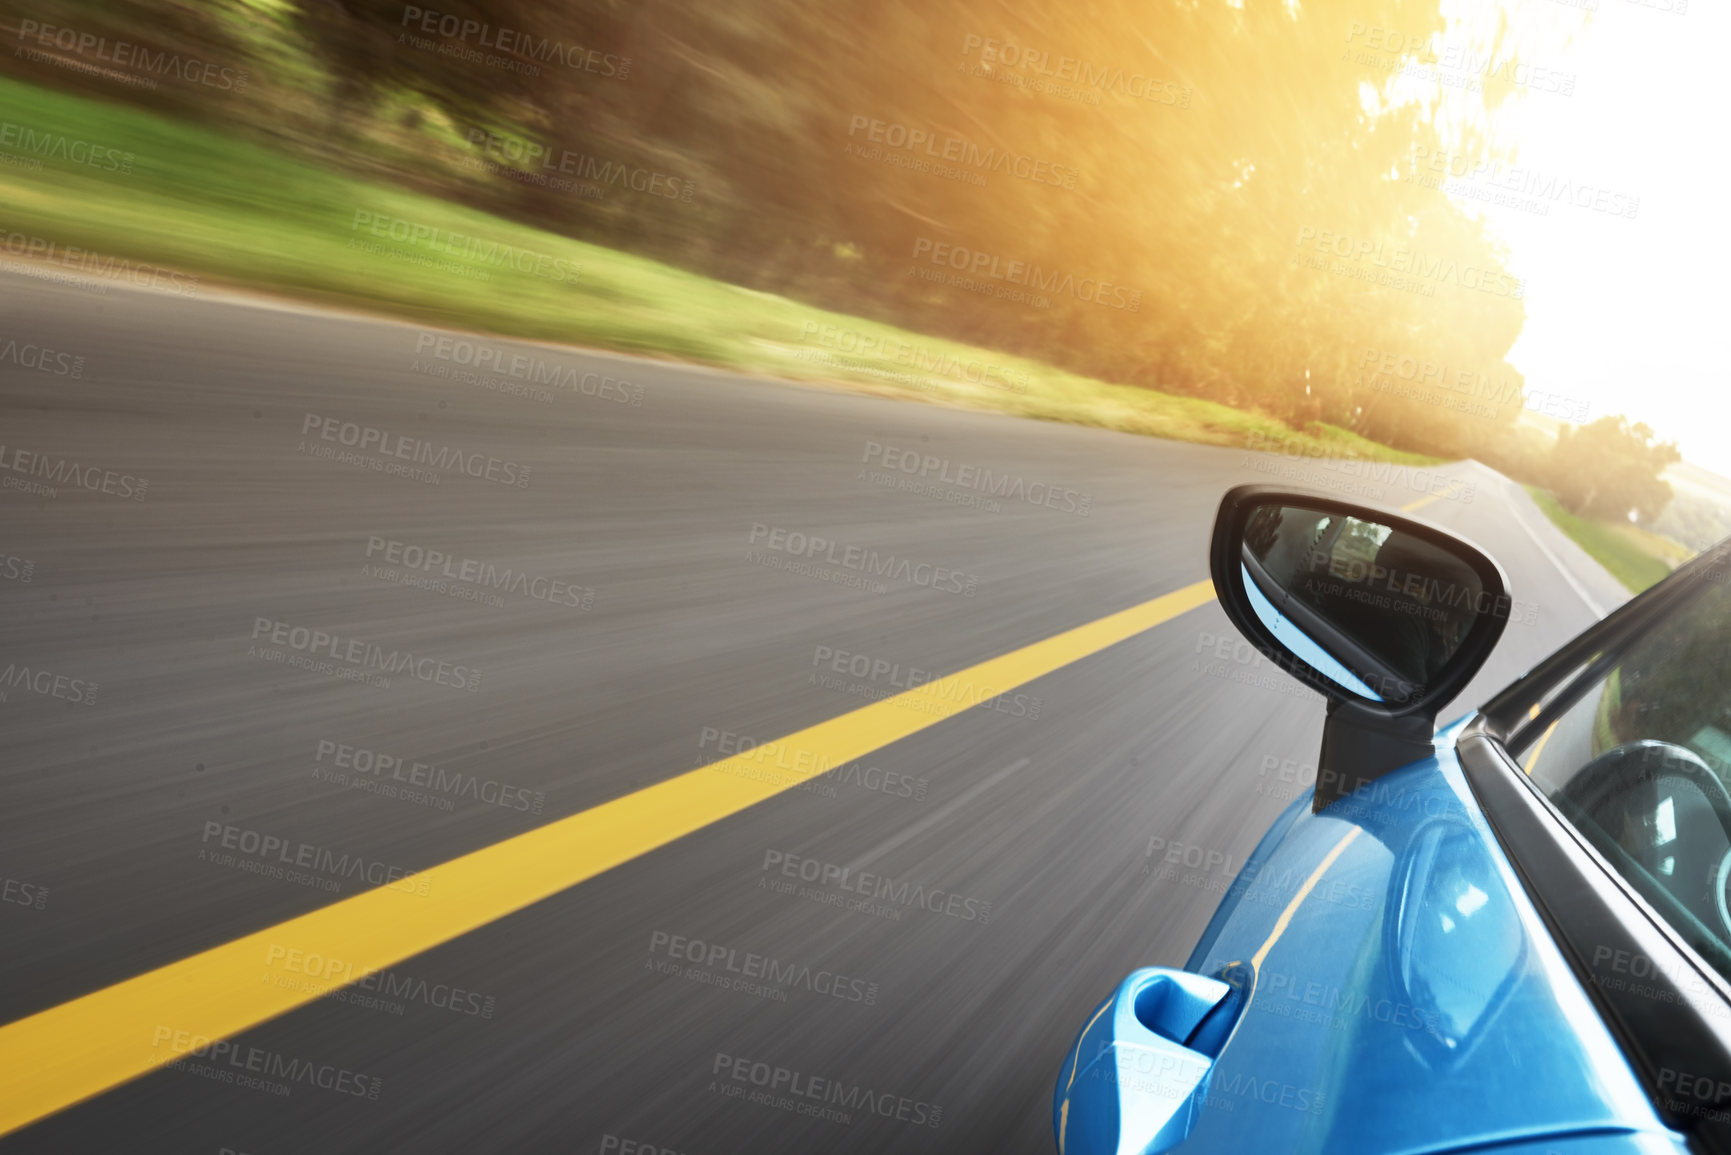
1210 485 1511 811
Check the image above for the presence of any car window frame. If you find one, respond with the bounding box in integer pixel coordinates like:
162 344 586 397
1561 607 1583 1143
1459 537 1731 1153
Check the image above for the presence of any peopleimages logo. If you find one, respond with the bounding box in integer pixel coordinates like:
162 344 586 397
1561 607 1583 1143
0 442 147 500
314 739 545 814
299 412 532 488
1590 945 1731 1021
798 321 1030 393
862 440 1091 514
1298 546 1530 628
960 34 1192 107
350 211 580 282
846 114 1079 189
1407 146 1639 220
1358 345 1591 425
599 1140 685 1155
0 335 84 377
746 524 979 597
1344 23 1577 95
412 332 641 407
400 6 631 78
249 617 483 692
1258 967 1442 1034
711 1054 943 1128
263 944 497 1018
1659 1066 1731 1123
698 726 930 801
200 821 433 896
0 660 97 705
364 535 593 609
648 930 880 1004
0 120 133 173
910 238 1140 312
1293 226 1524 299
1242 432 1476 505
150 1026 381 1099
464 131 692 201
14 20 250 92
760 849 992 924
0 226 198 296
809 644 1042 719
2 874 48 911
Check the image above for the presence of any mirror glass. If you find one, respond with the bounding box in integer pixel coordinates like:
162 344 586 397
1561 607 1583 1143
1240 503 1489 705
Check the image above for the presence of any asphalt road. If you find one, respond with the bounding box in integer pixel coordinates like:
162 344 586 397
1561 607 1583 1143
0 269 1632 1154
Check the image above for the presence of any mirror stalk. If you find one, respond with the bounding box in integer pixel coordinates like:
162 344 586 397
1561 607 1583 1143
1315 699 1437 812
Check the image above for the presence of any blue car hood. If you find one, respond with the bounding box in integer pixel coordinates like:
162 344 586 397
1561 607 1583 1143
1165 722 1680 1155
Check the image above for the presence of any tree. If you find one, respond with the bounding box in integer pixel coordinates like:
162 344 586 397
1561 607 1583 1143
1548 416 1680 524
6 0 1546 461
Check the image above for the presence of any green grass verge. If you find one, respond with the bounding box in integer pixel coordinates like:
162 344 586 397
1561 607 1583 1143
0 75 1440 464
1523 486 1680 593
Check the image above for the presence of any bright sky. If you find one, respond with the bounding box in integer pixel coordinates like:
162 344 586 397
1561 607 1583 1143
1419 0 1725 473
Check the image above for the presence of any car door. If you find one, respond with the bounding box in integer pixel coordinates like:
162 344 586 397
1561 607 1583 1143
1457 540 1731 1154
1148 719 1689 1154
1054 489 1731 1155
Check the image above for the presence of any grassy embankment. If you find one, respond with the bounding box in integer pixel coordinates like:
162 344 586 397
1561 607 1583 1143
0 75 1442 465
1524 486 1692 593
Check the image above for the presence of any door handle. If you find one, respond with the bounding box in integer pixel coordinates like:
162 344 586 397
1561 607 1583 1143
1054 964 1252 1155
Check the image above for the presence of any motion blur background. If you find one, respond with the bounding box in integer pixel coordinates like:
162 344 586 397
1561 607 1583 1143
1 1 1728 1152
2 0 1726 581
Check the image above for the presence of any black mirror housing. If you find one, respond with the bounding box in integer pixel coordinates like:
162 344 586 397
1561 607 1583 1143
1208 485 1512 811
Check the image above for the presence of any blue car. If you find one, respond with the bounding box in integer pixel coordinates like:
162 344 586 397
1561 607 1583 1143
1054 485 1731 1155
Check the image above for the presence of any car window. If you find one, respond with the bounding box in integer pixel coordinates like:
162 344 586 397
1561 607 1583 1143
1518 575 1731 982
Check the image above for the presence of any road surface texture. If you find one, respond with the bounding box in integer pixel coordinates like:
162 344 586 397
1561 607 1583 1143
0 269 1630 1154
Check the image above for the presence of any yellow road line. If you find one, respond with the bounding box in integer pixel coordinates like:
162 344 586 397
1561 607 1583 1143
1056 996 1114 1155
1250 827 1363 971
0 579 1217 1138
1523 719 1561 775
1400 478 1462 514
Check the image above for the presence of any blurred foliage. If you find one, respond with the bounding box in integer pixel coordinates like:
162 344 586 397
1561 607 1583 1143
1525 486 1679 594
3 0 1571 462
1606 579 1731 744
1655 490 1731 554
0 74 1452 464
1549 416 1680 523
